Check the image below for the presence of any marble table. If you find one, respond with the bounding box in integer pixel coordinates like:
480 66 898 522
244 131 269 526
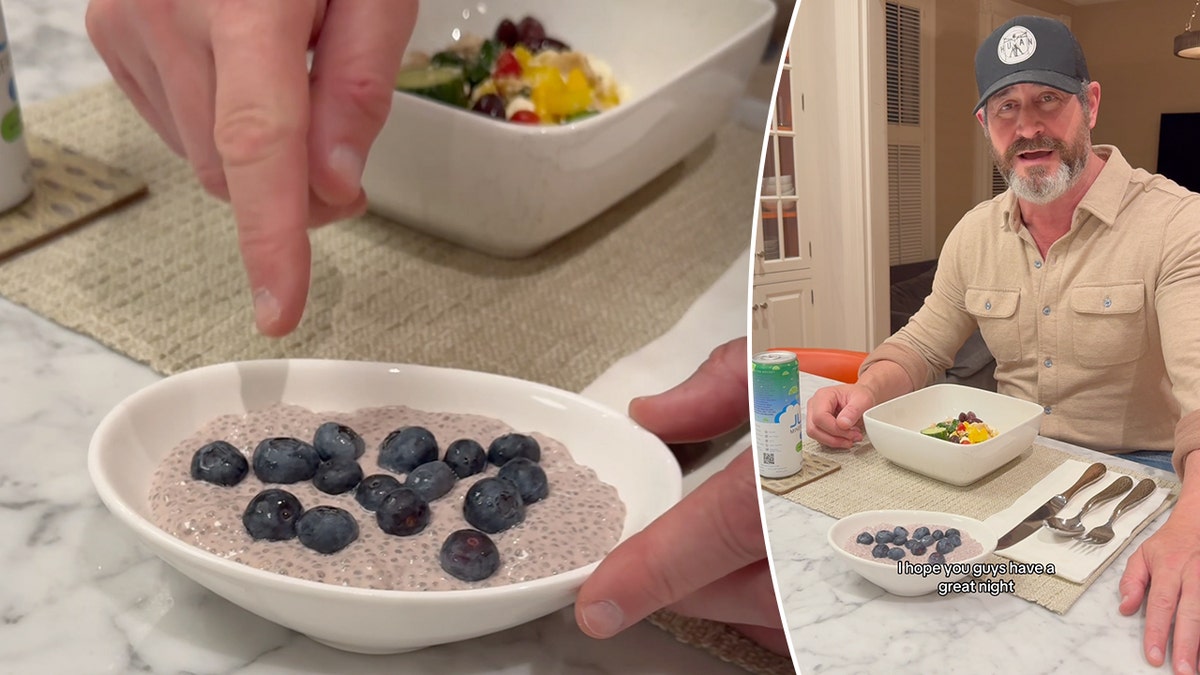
0 2 774 673
768 372 1178 674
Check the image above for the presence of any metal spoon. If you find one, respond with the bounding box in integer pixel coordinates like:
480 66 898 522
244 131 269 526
1079 478 1159 545
1044 475 1133 535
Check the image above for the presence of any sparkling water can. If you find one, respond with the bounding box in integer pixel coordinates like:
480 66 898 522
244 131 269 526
0 3 32 213
752 350 804 478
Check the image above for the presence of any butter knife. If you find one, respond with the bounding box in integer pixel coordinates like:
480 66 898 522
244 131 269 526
995 462 1107 550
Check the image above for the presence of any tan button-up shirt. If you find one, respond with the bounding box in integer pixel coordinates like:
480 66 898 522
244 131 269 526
863 146 1200 475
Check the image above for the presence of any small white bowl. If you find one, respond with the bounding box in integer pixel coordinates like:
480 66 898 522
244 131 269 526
862 384 1044 486
362 0 775 257
827 509 998 596
88 360 681 654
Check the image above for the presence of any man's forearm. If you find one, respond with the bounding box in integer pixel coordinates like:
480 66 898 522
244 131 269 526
858 359 918 407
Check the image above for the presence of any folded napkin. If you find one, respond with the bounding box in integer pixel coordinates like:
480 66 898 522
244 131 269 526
984 459 1172 583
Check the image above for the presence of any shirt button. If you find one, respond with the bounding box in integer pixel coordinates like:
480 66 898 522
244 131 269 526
1104 297 1112 308
1042 306 1051 316
985 300 992 311
1044 358 1053 368
1034 260 1043 269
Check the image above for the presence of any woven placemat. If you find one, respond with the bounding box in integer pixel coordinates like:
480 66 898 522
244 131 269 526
0 82 782 671
786 440 1179 613
0 81 760 394
0 134 147 261
759 453 841 495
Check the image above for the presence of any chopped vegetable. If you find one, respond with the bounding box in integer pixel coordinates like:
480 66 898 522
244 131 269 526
920 411 997 445
395 14 625 125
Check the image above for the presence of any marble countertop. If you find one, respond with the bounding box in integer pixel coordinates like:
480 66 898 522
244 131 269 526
769 373 1177 675
0 2 768 673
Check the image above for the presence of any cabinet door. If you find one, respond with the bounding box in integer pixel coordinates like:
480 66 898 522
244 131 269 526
750 279 817 353
754 48 813 276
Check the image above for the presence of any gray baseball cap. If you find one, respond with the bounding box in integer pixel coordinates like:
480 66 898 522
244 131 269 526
974 16 1089 113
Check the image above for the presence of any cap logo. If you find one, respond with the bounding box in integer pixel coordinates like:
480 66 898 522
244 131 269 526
997 25 1037 65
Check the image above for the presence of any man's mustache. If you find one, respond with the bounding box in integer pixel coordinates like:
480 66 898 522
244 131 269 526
1004 136 1067 164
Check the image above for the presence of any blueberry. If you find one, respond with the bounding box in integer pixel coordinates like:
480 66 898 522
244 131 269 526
242 489 303 541
905 538 920 550
375 487 431 536
355 473 403 512
910 543 927 556
918 535 935 547
444 438 488 478
296 505 359 554
463 477 526 533
379 426 439 474
945 528 960 538
312 422 365 462
948 534 962 548
887 546 906 560
487 433 541 467
913 527 930 540
439 529 501 582
856 532 875 545
872 543 890 558
190 440 248 486
252 437 321 483
892 526 908 539
405 461 457 501
497 457 549 504
931 530 945 540
312 457 364 495
936 538 956 555
875 530 895 544
928 552 946 564
892 534 908 546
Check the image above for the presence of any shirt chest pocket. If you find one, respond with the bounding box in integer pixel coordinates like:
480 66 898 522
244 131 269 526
1069 283 1148 368
965 287 1022 363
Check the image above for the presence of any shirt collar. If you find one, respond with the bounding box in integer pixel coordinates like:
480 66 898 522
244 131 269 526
998 144 1132 232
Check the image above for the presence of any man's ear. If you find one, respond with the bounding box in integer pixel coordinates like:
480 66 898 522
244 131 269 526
1086 81 1101 129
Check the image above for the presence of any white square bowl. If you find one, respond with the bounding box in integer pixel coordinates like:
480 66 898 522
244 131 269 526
361 0 776 257
862 384 1044 486
87 359 682 654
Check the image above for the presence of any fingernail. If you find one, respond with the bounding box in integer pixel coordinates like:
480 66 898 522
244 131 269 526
253 287 280 331
329 144 364 188
580 601 624 638
1149 645 1163 664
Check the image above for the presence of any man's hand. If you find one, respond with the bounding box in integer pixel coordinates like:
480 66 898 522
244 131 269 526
573 338 789 655
804 383 876 449
1119 453 1200 674
85 0 417 336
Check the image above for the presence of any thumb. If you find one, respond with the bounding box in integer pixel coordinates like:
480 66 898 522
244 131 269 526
628 338 749 444
834 388 874 430
307 0 417 208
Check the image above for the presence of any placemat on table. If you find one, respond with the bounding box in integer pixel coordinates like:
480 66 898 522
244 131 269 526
0 81 759 394
784 440 1180 614
1 82 781 672
760 453 841 495
0 134 147 262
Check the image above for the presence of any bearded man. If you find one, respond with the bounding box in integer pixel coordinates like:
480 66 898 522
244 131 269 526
807 15 1200 673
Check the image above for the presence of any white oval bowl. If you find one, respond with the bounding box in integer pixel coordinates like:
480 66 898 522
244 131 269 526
88 359 681 653
828 509 999 597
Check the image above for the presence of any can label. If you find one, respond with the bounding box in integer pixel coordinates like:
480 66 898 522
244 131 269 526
752 351 804 478
0 6 33 212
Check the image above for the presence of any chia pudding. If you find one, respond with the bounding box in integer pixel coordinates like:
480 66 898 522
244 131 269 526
148 403 626 591
842 523 985 564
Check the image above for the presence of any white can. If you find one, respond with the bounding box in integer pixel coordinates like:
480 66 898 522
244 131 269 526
0 3 32 213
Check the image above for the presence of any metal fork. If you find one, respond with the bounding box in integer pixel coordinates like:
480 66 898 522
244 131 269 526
1078 478 1158 545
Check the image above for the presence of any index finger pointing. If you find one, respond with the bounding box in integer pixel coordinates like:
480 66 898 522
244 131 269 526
574 449 766 638
210 2 317 336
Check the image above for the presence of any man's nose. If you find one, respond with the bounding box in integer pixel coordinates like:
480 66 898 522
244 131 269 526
1013 104 1045 138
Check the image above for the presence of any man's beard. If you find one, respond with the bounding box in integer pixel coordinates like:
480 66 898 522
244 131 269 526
989 126 1091 204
